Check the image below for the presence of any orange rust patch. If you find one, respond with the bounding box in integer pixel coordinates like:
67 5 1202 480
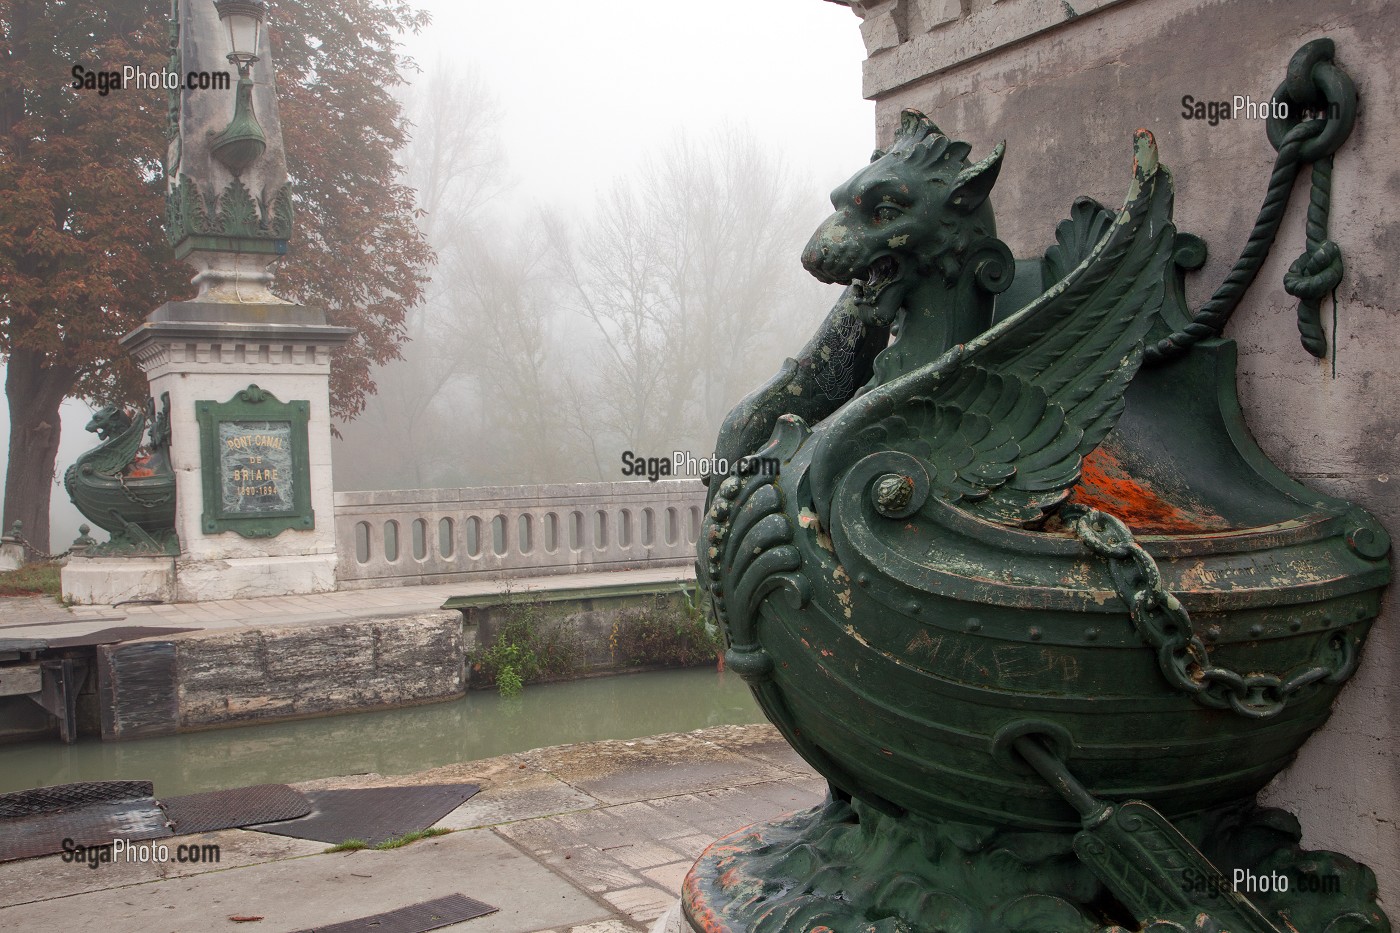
1071 447 1223 534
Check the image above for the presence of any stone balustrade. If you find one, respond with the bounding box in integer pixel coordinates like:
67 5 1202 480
333 480 706 588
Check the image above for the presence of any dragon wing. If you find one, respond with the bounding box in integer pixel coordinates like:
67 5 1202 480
809 130 1175 525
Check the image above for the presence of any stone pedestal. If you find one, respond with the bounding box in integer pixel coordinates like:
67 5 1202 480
113 299 353 602
0 536 22 572
61 555 176 604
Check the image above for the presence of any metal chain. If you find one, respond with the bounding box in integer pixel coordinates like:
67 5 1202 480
1066 506 1358 719
5 528 73 562
118 472 173 507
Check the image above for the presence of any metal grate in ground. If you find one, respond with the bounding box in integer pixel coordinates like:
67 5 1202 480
287 893 498 933
0 781 170 862
161 784 311 836
247 783 480 847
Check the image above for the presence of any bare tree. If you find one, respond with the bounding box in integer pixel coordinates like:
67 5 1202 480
334 61 507 489
403 60 507 244
550 188 698 458
443 220 586 484
554 127 836 473
337 110 844 492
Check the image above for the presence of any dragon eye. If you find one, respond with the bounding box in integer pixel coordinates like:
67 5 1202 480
873 204 901 224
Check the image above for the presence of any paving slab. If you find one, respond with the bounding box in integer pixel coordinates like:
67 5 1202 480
0 829 325 909
521 733 790 805
0 723 821 932
689 723 812 773
436 771 598 831
0 828 609 933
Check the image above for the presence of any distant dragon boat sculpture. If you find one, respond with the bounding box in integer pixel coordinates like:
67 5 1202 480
64 393 178 555
690 40 1389 933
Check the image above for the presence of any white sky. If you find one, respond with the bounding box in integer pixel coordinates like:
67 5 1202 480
398 0 874 208
2 0 873 546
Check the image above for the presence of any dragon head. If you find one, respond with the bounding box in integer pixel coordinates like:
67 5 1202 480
86 405 133 441
802 110 1004 327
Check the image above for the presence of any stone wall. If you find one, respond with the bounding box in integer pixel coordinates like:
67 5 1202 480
98 612 465 738
455 584 716 689
89 583 711 739
836 0 1397 907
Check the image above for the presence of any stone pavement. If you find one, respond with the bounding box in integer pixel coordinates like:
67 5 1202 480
0 723 823 932
0 566 693 643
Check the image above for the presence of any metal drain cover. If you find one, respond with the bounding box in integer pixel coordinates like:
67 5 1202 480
0 781 170 862
248 783 480 847
288 893 498 933
161 784 311 836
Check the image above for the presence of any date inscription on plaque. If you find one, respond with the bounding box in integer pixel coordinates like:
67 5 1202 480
197 385 314 538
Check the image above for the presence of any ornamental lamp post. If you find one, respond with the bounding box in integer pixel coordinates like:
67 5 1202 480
70 0 357 606
210 0 267 175
213 0 264 71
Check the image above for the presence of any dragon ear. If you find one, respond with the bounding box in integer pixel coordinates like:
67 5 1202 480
894 109 941 143
944 141 972 163
949 141 1005 214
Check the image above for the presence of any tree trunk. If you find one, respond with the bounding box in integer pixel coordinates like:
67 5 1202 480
3 349 76 556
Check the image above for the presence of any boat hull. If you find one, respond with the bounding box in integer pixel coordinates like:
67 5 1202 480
752 581 1373 832
707 341 1390 832
65 469 176 538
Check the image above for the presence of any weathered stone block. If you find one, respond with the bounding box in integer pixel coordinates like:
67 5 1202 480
854 1 904 53
174 552 337 601
62 556 176 605
175 611 464 728
912 0 961 31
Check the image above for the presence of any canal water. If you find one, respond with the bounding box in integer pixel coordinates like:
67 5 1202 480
0 669 763 797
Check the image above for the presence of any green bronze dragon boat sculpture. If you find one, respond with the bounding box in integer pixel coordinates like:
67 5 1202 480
689 40 1389 933
64 393 178 555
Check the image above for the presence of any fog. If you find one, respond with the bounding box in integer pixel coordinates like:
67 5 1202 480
334 0 874 489
2 0 873 544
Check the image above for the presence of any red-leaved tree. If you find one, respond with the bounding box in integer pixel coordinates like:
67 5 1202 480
0 0 433 550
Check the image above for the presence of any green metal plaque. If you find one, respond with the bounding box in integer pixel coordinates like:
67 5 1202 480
196 384 313 538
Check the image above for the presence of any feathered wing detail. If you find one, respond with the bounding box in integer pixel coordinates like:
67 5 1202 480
810 130 1176 525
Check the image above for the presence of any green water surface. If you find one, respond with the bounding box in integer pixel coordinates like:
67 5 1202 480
0 668 763 797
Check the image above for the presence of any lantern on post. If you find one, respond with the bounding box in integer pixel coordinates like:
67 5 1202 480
210 0 267 174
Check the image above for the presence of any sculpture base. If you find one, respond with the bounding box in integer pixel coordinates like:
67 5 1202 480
680 793 1391 933
59 553 336 605
173 552 337 601
62 555 176 605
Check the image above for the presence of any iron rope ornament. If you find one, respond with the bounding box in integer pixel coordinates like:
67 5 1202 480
1065 505 1360 719
1146 38 1357 364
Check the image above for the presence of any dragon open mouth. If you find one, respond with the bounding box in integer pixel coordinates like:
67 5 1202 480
851 255 902 325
